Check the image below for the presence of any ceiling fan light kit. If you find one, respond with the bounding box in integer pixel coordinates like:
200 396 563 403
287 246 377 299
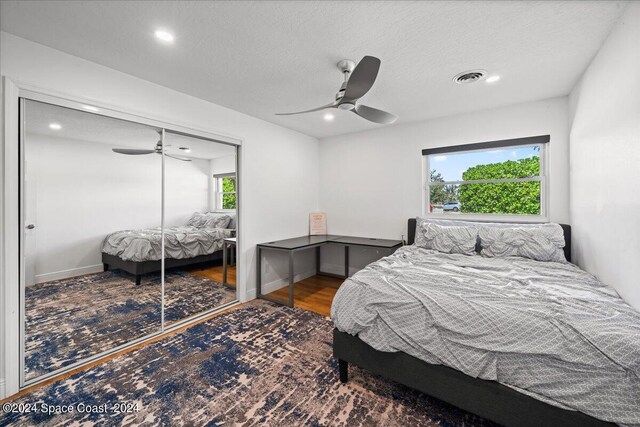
276 55 398 124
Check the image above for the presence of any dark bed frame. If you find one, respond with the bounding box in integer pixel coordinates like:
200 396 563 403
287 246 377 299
102 251 224 285
333 219 614 427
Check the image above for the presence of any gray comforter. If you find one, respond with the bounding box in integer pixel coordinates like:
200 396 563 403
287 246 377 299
331 245 640 426
102 226 232 262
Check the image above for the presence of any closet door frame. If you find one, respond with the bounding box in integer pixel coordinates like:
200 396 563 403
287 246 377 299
1 79 243 396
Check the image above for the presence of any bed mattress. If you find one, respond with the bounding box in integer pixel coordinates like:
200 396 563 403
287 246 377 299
102 226 232 262
331 245 640 426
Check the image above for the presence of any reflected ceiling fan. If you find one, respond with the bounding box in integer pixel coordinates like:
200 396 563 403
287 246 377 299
111 133 191 161
276 56 398 124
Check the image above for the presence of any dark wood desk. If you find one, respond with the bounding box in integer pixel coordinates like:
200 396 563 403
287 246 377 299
257 235 403 307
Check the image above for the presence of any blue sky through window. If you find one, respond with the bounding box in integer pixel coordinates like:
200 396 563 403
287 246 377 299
429 146 539 182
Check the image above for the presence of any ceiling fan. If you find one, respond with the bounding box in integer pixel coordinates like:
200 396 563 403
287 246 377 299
276 56 398 124
111 134 192 161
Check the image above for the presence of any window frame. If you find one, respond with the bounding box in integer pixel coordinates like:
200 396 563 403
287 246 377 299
214 173 237 212
422 138 549 222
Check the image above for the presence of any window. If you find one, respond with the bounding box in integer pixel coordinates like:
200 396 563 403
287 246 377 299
423 135 548 218
215 173 236 210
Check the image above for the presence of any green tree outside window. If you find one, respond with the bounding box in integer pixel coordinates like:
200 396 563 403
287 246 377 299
430 156 540 215
219 176 236 209
458 157 540 214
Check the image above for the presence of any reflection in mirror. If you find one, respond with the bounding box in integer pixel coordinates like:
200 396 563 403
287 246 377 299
162 132 238 326
22 100 162 380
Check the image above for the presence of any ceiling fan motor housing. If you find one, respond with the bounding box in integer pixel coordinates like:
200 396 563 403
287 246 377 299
337 59 356 74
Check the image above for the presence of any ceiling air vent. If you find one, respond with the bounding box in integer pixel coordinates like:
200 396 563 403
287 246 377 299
453 69 487 84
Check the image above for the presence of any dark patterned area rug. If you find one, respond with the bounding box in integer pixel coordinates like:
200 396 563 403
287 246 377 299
4 301 494 426
25 270 236 380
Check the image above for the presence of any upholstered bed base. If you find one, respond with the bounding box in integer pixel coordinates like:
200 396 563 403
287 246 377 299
334 329 611 427
102 251 224 285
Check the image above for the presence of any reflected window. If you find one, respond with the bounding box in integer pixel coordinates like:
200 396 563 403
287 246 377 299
215 174 237 210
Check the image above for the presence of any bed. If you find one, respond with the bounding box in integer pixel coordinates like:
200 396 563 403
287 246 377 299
102 212 235 284
332 218 640 427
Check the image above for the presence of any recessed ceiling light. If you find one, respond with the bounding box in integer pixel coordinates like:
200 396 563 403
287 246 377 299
323 112 335 121
154 29 174 43
82 105 99 112
179 147 191 153
486 75 501 83
49 123 62 130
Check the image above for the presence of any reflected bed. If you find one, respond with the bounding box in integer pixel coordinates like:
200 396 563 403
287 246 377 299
102 213 235 284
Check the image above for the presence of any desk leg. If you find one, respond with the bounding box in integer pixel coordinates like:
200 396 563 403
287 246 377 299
257 246 262 298
223 242 228 287
288 251 294 308
344 245 349 278
316 246 321 275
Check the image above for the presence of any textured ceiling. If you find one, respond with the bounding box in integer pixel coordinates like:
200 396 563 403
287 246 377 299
0 1 627 138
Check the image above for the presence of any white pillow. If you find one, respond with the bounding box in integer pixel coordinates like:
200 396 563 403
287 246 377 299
203 213 231 229
479 224 566 263
186 212 231 229
419 223 478 256
415 217 457 247
414 217 554 247
186 212 207 227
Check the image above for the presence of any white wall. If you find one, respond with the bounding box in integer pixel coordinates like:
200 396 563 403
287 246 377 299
319 97 570 241
1 32 319 397
25 133 210 284
211 154 235 176
569 3 640 311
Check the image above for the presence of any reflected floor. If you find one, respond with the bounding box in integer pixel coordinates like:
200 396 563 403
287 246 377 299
25 269 236 380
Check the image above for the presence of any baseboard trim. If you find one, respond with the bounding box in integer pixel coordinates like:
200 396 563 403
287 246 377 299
33 264 104 285
243 289 257 302
243 268 317 303
260 269 317 295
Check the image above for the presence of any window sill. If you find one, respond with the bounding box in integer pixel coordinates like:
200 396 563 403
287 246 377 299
421 213 549 224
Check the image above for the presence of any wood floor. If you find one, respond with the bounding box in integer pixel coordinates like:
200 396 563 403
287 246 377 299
192 263 236 287
265 275 343 317
193 264 342 316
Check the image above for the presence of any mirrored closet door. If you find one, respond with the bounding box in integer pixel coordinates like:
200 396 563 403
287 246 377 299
20 98 239 385
21 100 163 381
163 132 238 326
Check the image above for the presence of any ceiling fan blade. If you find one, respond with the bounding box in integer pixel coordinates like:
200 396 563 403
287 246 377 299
354 104 398 125
112 148 156 155
164 153 192 162
275 103 336 116
342 56 381 103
